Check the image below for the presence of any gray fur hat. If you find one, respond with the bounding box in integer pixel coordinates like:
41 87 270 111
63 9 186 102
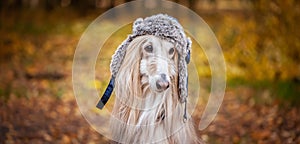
110 14 191 103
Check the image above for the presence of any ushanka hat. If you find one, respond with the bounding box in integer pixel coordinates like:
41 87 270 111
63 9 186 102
97 14 191 116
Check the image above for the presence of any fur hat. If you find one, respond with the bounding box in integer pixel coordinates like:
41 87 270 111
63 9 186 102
110 14 191 103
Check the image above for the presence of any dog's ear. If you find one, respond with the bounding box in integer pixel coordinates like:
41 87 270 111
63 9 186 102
114 37 146 104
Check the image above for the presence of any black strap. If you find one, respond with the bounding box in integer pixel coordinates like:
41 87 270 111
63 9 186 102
96 77 115 109
183 99 187 122
185 50 191 64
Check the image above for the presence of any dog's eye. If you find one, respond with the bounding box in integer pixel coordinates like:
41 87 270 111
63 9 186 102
169 48 174 55
144 45 153 53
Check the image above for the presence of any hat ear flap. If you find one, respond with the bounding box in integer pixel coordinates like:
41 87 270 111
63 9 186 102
179 37 192 103
110 36 132 77
110 18 145 75
178 57 188 103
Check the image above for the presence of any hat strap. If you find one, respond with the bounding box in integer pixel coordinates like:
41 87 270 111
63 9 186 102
183 99 187 123
96 76 115 109
183 49 190 122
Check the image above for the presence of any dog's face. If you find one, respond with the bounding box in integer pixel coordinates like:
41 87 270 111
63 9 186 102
140 36 178 93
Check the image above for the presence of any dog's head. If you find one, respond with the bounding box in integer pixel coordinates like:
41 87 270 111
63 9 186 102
110 14 191 100
97 14 191 109
114 35 178 99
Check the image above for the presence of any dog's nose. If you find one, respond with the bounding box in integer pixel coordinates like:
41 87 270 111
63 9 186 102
156 78 169 91
155 73 170 91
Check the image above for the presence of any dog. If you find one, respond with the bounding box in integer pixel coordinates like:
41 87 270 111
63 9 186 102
98 14 202 143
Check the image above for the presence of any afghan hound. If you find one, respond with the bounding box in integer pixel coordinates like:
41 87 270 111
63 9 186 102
109 35 201 144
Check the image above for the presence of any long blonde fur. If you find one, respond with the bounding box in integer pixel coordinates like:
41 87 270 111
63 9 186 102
110 36 201 144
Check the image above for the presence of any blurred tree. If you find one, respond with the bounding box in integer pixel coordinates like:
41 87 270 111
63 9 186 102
44 0 61 11
69 0 95 13
188 0 196 11
252 0 300 80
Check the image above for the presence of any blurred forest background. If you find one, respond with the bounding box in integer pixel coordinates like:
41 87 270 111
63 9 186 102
1 0 300 143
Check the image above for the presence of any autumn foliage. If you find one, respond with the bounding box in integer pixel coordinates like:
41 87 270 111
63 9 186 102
1 0 300 143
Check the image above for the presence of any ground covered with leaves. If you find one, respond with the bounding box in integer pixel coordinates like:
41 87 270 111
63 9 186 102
0 96 108 143
1 87 300 143
198 87 300 144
